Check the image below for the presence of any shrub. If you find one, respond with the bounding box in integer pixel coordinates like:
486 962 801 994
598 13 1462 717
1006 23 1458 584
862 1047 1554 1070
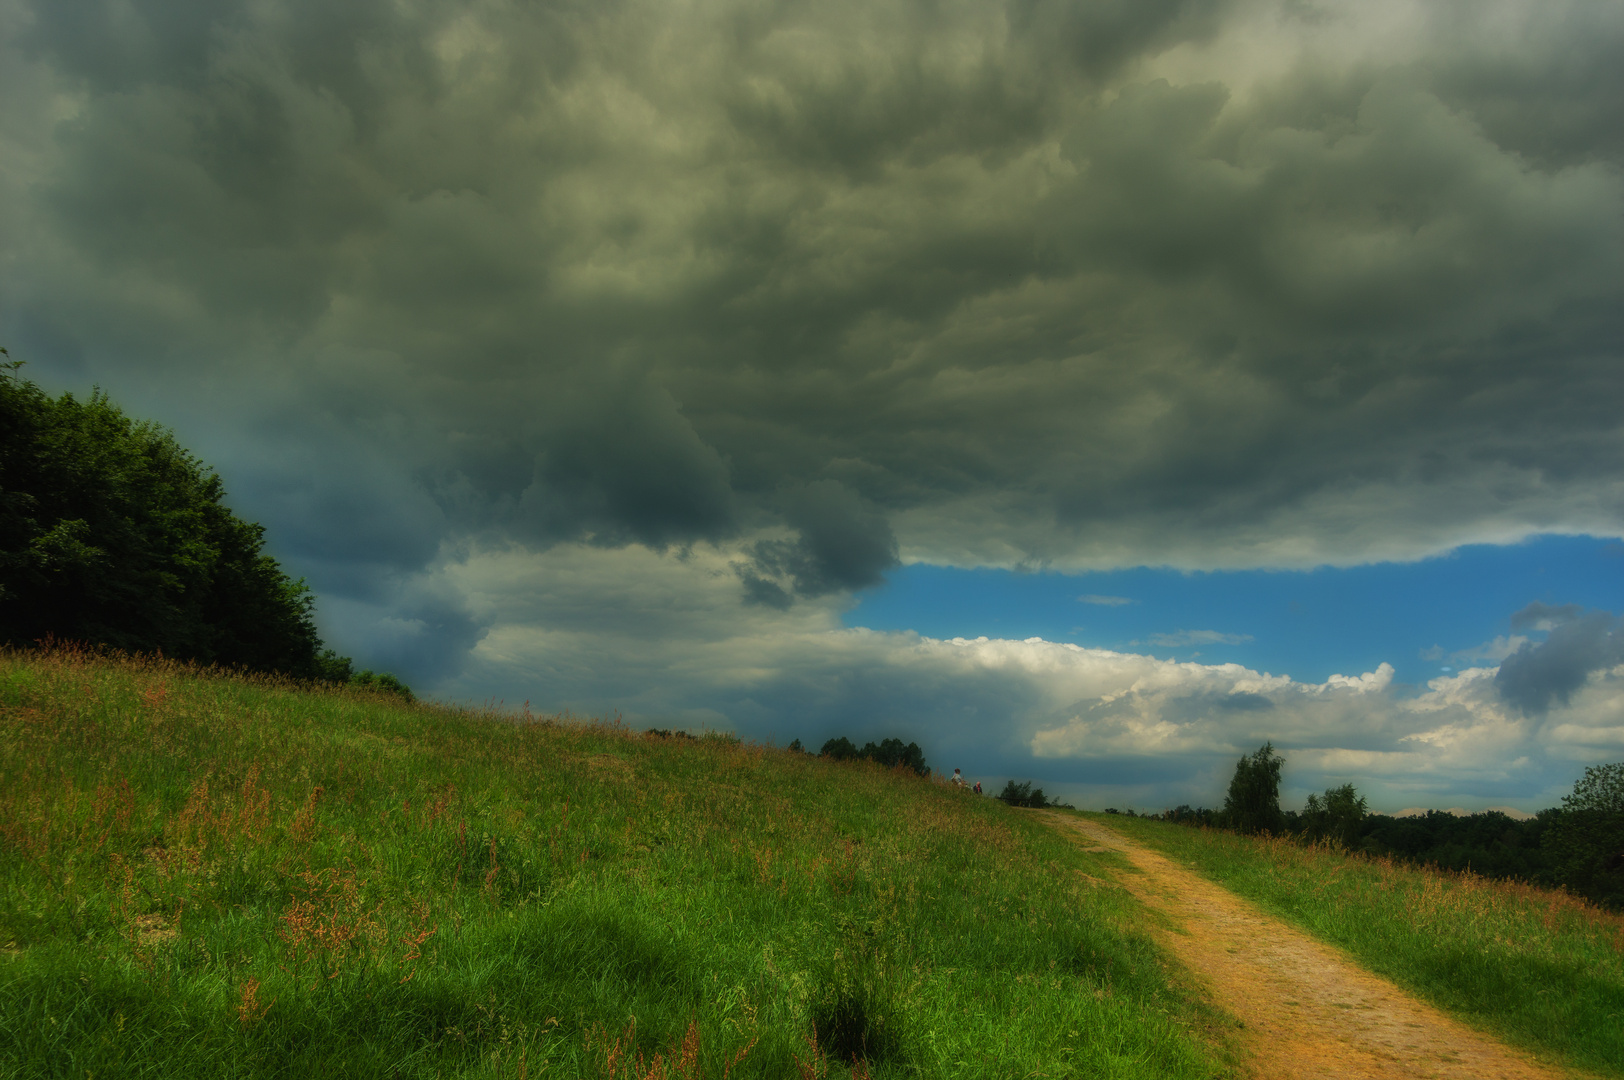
997 781 1050 809
348 670 415 700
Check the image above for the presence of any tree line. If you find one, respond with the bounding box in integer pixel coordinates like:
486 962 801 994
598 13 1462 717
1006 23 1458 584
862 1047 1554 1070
790 736 930 776
0 356 408 695
1146 742 1624 911
789 738 1078 809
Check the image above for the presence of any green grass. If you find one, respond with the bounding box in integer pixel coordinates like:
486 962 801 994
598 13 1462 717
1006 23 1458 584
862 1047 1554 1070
1087 812 1624 1077
0 648 1239 1079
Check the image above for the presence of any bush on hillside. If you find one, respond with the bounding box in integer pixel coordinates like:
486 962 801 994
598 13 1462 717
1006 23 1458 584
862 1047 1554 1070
997 780 1050 809
1221 742 1286 835
349 670 415 700
314 649 414 699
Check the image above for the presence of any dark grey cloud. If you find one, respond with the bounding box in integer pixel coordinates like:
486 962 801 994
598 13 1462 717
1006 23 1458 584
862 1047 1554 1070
517 376 737 549
3 0 1623 678
1509 602 1584 633
743 480 899 603
319 576 490 685
1424 3 1624 172
1496 604 1622 715
20 0 228 92
223 425 449 578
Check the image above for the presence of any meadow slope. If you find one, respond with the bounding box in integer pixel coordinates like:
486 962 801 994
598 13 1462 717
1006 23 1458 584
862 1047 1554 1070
0 648 1238 1079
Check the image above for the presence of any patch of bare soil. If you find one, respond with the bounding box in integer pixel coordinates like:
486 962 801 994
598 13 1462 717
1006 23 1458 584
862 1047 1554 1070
1043 812 1586 1080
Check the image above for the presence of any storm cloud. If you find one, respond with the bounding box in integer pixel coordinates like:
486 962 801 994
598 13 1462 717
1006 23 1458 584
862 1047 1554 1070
1496 604 1624 715
2 0 1621 770
742 480 900 606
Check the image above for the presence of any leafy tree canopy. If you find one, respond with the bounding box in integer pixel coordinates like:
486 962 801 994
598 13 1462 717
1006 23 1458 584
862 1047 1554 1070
817 736 928 776
1545 761 1624 910
0 358 378 685
1562 762 1624 814
819 736 860 761
1222 741 1286 835
1300 783 1369 849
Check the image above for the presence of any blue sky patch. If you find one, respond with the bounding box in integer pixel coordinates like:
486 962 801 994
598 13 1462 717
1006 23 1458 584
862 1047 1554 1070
846 535 1624 687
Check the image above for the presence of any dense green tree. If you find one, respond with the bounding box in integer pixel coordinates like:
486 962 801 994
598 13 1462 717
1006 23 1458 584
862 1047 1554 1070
1543 762 1624 910
1300 783 1369 848
820 736 861 761
1 358 328 678
1357 809 1558 882
1221 741 1286 835
858 737 928 776
816 736 928 776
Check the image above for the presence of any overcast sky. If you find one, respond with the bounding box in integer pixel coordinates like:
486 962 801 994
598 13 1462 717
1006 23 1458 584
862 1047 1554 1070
3 0 1621 813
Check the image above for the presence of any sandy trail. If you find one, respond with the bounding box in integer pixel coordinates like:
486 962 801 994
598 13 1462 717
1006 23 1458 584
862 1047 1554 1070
1042 812 1583 1080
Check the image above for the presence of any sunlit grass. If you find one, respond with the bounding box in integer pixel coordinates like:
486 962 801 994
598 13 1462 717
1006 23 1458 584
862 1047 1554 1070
0 647 1238 1078
1091 812 1624 1077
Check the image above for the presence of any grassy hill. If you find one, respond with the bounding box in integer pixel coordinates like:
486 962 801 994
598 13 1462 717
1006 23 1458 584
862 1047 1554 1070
0 647 1238 1078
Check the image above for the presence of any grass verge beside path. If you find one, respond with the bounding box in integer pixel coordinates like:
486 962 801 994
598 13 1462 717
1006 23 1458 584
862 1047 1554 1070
0 648 1241 1079
1086 811 1624 1078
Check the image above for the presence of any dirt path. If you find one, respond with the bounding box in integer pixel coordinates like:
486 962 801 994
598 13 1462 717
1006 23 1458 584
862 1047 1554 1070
1042 812 1583 1080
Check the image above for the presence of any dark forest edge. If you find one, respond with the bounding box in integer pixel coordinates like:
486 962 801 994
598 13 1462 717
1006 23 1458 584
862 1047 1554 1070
1122 742 1624 911
0 355 409 698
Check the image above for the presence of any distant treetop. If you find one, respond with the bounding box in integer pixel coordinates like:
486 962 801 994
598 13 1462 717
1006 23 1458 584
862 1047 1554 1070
818 735 928 776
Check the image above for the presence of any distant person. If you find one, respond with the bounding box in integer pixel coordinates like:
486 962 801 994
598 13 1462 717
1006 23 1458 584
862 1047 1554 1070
973 781 982 795
951 768 966 788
